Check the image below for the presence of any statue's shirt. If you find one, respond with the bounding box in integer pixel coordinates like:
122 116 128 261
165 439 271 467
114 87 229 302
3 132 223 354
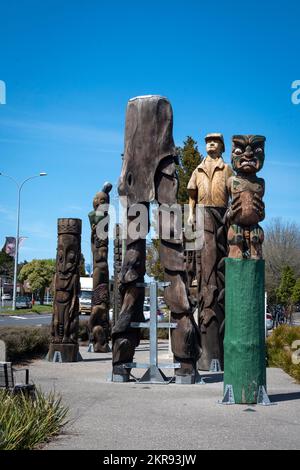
187 157 233 207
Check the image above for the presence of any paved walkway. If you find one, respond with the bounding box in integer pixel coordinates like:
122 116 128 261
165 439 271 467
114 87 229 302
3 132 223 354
28 341 300 450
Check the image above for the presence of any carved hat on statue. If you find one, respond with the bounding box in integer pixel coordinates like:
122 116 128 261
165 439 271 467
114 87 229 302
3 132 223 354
231 135 266 174
58 218 82 236
205 133 225 153
118 95 176 205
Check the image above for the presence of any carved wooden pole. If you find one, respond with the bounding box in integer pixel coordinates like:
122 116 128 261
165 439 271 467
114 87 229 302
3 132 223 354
48 218 81 362
112 95 200 383
88 183 112 352
187 133 233 370
223 135 268 404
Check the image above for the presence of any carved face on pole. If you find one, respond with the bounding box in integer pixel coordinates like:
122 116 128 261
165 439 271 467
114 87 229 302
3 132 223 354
231 135 265 175
57 219 82 281
205 133 225 159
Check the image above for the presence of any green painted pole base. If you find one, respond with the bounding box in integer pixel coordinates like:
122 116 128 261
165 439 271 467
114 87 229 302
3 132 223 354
224 258 266 404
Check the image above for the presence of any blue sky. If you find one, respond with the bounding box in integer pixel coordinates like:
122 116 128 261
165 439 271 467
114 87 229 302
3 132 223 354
0 0 300 272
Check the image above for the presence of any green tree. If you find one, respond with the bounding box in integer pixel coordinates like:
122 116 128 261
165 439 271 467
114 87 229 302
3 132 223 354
177 136 203 205
0 251 14 280
146 240 164 282
276 266 296 307
18 259 56 305
292 278 300 305
80 253 87 277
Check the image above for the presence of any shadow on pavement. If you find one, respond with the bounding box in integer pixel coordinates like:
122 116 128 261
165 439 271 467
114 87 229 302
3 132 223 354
270 392 300 403
201 373 224 384
82 357 112 362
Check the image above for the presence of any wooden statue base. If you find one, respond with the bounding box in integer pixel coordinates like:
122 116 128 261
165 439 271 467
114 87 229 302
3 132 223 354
47 343 80 363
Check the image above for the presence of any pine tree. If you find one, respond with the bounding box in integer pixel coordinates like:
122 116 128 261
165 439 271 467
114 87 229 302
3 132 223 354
291 278 300 305
177 136 203 205
276 266 296 306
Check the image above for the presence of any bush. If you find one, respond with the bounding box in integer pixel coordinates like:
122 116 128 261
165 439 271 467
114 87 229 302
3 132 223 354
0 388 68 450
0 326 50 363
267 325 300 383
78 319 89 342
140 328 169 340
0 320 95 362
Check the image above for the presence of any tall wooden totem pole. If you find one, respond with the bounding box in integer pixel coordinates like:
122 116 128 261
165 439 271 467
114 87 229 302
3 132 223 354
48 218 82 362
187 134 233 370
112 95 200 383
223 135 267 404
88 183 112 352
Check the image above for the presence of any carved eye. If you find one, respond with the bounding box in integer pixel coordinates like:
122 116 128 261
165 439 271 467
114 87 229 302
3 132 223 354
68 251 76 262
255 148 263 154
234 148 243 155
127 172 133 187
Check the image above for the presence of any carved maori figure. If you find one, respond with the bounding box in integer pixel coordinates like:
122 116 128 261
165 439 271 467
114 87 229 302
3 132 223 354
112 95 200 382
187 134 233 370
88 183 112 352
227 135 266 259
51 218 81 346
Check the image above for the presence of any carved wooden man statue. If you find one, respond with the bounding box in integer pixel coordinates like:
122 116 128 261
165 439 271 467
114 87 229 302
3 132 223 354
88 182 112 352
226 135 266 259
187 134 233 370
112 95 200 383
49 218 81 362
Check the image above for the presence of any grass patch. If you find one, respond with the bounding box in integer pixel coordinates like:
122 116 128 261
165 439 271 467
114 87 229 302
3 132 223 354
267 325 300 383
0 388 68 450
0 305 53 315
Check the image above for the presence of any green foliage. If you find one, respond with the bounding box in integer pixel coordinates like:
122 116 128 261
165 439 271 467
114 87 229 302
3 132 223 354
0 250 14 280
0 388 68 450
276 266 296 307
291 278 300 305
0 326 50 362
18 259 55 304
2 305 53 316
267 325 300 383
78 320 89 342
177 136 203 205
146 240 164 282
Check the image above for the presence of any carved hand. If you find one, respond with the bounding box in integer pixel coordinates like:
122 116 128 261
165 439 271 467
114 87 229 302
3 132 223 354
252 194 265 218
228 196 242 221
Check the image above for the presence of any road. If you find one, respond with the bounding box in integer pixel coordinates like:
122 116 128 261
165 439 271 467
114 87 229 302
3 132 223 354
0 310 299 329
0 314 89 327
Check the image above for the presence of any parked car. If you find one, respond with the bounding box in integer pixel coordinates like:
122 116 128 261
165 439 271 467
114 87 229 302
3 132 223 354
266 312 274 330
143 304 150 321
1 293 12 301
143 304 165 322
16 296 32 309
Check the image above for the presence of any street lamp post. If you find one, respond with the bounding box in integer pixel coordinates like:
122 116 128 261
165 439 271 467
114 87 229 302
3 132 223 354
0 172 47 310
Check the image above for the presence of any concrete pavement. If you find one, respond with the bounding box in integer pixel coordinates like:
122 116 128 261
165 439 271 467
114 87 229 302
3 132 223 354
28 341 300 450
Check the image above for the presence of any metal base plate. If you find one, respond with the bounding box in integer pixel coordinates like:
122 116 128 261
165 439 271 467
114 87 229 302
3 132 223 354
219 384 235 405
139 366 173 384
